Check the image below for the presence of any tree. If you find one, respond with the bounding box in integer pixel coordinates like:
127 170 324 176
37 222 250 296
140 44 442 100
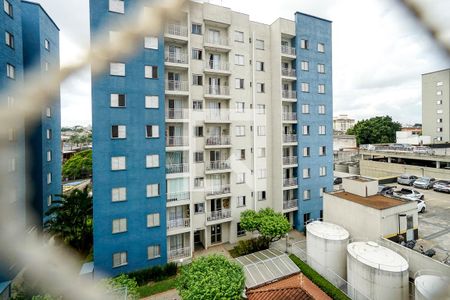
176 255 245 300
44 187 93 254
240 208 291 248
347 116 401 145
102 274 139 300
62 149 92 180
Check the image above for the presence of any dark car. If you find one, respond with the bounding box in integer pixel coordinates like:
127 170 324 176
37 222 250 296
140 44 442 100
378 185 396 196
433 180 450 193
334 177 342 185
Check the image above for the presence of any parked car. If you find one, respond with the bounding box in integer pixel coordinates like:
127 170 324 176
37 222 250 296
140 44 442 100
417 200 426 213
397 174 418 186
334 177 342 185
378 185 396 196
413 177 436 189
393 188 424 201
433 180 450 193
413 146 434 155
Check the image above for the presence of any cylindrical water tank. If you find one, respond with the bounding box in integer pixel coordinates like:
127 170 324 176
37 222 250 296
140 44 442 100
348 165 360 175
306 221 349 285
347 241 409 300
415 271 450 300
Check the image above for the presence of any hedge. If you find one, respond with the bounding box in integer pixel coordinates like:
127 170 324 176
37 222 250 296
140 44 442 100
126 262 177 286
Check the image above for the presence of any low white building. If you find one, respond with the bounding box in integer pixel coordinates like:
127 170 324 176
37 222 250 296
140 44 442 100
396 131 431 145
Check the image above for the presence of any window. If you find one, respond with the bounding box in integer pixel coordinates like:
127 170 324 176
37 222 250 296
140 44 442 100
47 195 52 206
301 61 309 71
303 147 310 157
319 146 326 156
234 54 244 66
146 125 159 138
145 66 158 79
193 100 203 111
194 177 204 188
235 125 245 136
437 137 443 141
257 126 266 136
319 125 326 135
109 0 124 13
237 196 246 207
300 39 308 49
111 156 126 170
6 63 15 79
436 100 442 105
5 31 13 48
437 109 443 114
192 23 202 35
145 95 159 108
46 107 52 117
148 245 161 259
44 61 49 72
317 64 325 73
112 252 127 268
8 128 16 142
144 36 158 49
437 81 443 86
112 218 127 234
257 104 266 114
303 168 310 178
111 125 126 139
320 187 326 197
234 31 244 42
437 118 443 123
301 82 309 92
319 166 327 176
111 93 126 107
112 187 127 202
317 43 325 52
147 213 160 227
256 83 265 93
192 74 203 85
194 126 203 137
194 203 204 214
257 191 266 201
7 96 14 108
237 223 246 237
110 62 125 76
235 102 245 113
301 104 310 114
436 90 442 96
47 172 52 184
192 48 202 60
318 84 325 94
236 149 245 160
46 129 52 139
47 150 52 162
4 0 12 17
258 147 266 158
437 127 443 132
146 154 159 168
302 125 310 135
146 184 160 197
303 213 311 225
318 105 325 114
255 39 264 50
303 190 311 200
257 169 267 179
235 78 244 89
237 172 245 184
194 151 203 163
256 61 264 71
8 157 15 172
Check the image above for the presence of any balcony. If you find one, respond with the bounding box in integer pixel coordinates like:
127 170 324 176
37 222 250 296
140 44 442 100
165 24 188 41
282 90 297 100
281 45 296 57
283 156 297 166
206 185 231 197
165 51 188 68
283 177 298 187
282 112 297 122
205 135 231 148
282 68 296 78
206 209 232 222
283 199 298 210
204 61 231 75
166 136 188 148
204 36 231 52
283 134 297 143
205 110 230 123
166 191 190 206
167 218 190 231
165 80 189 95
168 247 191 261
166 163 189 174
204 86 231 99
165 109 188 121
205 160 231 172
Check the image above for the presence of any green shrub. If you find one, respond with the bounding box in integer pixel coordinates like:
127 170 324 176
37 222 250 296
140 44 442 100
102 274 139 300
137 277 177 298
229 237 269 257
127 262 177 286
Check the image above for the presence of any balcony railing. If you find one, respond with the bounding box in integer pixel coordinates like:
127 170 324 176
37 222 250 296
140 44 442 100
205 110 230 122
165 109 188 120
283 134 297 143
282 90 297 99
168 247 191 261
282 112 297 121
165 80 189 92
165 51 188 64
205 85 230 96
207 209 231 222
282 68 296 77
206 185 230 196
281 45 296 56
205 135 231 146
206 160 231 171
205 35 229 47
166 163 189 174
166 136 188 147
205 61 230 72
167 191 189 203
283 199 298 209
283 177 298 187
167 218 190 230
165 24 188 37
283 156 297 165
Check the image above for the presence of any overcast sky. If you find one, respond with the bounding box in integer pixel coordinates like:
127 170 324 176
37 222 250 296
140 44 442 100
33 0 449 126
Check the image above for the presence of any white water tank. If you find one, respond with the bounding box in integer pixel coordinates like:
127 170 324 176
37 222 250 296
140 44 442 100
415 271 450 300
306 221 349 284
347 241 409 300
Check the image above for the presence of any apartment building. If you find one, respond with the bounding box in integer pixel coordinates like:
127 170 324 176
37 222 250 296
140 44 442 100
0 0 61 296
90 0 332 277
422 68 450 142
333 114 355 134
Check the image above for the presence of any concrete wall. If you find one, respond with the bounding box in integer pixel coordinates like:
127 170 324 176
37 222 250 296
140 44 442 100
342 177 378 197
333 135 356 151
360 160 450 179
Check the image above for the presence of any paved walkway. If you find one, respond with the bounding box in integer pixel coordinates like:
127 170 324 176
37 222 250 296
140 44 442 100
141 289 180 300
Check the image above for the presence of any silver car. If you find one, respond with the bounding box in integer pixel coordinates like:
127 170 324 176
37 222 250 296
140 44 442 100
397 174 418 186
413 177 436 189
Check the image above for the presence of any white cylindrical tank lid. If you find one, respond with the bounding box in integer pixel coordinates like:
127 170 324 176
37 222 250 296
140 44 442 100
347 241 408 272
415 274 450 299
307 221 350 240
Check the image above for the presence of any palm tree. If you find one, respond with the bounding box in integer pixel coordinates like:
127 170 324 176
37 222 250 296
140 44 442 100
44 187 93 254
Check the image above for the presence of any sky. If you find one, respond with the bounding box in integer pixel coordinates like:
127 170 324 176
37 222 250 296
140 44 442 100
32 0 450 127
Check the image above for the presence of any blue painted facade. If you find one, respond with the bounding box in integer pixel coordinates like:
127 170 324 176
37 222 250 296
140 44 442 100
90 0 167 276
295 13 333 231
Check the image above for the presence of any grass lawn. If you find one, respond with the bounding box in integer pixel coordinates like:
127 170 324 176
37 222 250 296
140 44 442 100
137 276 177 298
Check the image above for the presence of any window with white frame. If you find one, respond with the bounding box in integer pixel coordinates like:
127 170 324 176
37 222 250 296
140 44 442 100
317 64 325 73
303 189 311 200
257 104 266 114
47 195 52 206
146 154 159 168
144 36 158 49
237 196 246 207
237 172 245 184
193 100 203 111
301 61 309 71
112 187 127 202
256 61 264 71
194 126 203 137
318 105 325 114
194 152 204 163
317 43 325 52
146 184 160 197
318 84 325 94
47 150 52 162
301 82 309 92
6 63 15 79
112 218 127 234
257 191 266 201
47 172 52 184
145 95 159 108
147 213 160 227
437 118 443 123
303 168 310 178
301 104 310 114
303 147 310 157
145 125 159 138
46 129 52 139
112 252 127 268
437 109 443 114
236 149 245 160
194 203 204 214
235 78 244 89
319 146 326 156
111 156 126 170
234 54 244 66
257 168 267 179
437 137 443 141
111 93 126 107
436 90 442 96
192 48 202 60
437 127 443 132
44 61 49 72
194 177 204 188
192 74 203 85
5 31 13 48
110 62 125 76
257 126 266 136
319 125 326 135
255 39 264 50
258 147 266 158
300 39 308 49
320 187 326 197
46 107 51 117
236 102 245 113
437 81 443 86
235 125 245 137
4 0 13 17
111 125 126 139
109 0 124 13
234 31 244 42
302 125 310 135
148 245 161 259
44 39 50 51
192 23 202 35
436 100 442 105
256 83 265 93
319 166 327 176
145 65 158 78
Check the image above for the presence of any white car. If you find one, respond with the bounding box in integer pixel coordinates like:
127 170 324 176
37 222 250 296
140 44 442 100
417 200 426 213
393 188 425 201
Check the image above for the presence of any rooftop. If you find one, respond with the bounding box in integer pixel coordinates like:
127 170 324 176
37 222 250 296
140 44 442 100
332 191 407 210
